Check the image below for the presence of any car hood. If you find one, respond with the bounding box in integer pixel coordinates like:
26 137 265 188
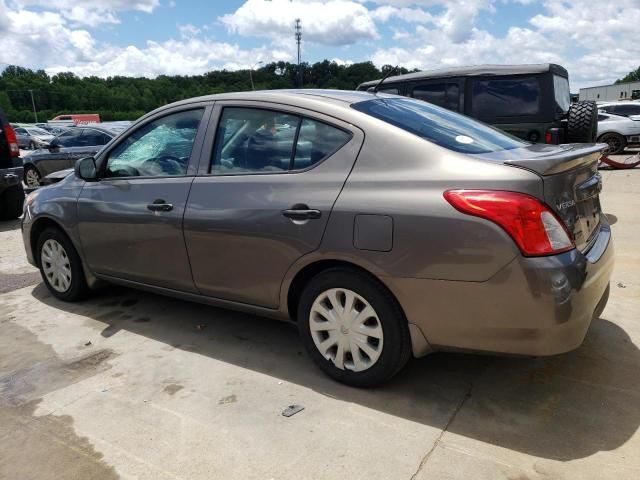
42 168 74 185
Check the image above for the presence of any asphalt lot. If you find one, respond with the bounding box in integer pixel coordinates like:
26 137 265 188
0 161 639 479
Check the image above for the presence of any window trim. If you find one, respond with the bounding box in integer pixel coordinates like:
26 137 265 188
94 104 211 181
206 104 354 177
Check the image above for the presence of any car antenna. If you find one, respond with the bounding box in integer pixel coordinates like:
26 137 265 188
368 65 399 94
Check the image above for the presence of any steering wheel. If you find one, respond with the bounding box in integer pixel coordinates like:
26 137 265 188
140 155 185 176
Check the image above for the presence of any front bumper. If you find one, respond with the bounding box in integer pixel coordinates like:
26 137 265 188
386 222 614 357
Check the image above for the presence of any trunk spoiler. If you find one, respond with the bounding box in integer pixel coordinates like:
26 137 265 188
504 144 604 176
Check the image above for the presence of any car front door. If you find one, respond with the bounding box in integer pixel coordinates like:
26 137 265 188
77 106 210 291
183 103 363 308
36 129 84 176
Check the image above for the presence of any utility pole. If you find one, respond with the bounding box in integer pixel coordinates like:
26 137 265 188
250 60 263 90
28 89 38 122
295 18 302 88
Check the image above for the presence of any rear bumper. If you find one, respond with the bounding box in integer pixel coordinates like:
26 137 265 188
0 166 23 187
386 222 614 357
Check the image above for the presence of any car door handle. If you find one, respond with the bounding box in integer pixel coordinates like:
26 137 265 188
147 200 173 212
282 205 322 220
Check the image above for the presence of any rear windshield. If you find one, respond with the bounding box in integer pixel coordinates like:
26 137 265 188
352 97 527 154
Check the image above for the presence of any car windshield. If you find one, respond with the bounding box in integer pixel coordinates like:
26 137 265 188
26 127 50 136
352 97 527 154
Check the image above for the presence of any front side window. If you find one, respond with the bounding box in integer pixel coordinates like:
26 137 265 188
615 104 640 116
211 107 351 174
471 76 541 119
14 128 26 135
105 109 203 178
81 129 111 146
55 129 83 147
412 83 459 111
352 97 526 154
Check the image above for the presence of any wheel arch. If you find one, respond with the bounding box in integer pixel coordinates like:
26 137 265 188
285 257 433 358
30 217 66 267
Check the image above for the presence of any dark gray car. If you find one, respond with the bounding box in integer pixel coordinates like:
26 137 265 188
21 90 613 387
22 125 124 187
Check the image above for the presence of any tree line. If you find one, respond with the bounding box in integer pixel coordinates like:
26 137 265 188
0 61 414 123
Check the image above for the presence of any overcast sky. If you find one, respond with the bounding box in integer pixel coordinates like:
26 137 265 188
0 0 637 90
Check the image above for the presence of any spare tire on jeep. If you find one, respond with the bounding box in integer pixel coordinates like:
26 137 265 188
567 100 598 143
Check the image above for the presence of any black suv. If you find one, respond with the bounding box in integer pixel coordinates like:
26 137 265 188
357 63 598 145
0 107 24 220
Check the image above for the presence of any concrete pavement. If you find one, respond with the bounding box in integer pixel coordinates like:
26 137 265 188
0 167 638 480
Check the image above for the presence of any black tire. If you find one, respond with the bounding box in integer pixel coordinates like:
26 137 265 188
36 227 88 301
29 141 36 150
598 132 626 156
297 267 411 387
567 100 598 143
23 165 41 188
0 184 25 220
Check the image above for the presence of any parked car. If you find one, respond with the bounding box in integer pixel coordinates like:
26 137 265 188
22 125 122 187
0 107 24 220
13 126 55 150
596 102 640 154
357 63 598 145
21 90 613 387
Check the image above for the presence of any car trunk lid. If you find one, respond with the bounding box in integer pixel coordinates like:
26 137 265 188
476 143 605 252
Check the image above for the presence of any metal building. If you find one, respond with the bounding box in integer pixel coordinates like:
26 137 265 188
579 81 640 102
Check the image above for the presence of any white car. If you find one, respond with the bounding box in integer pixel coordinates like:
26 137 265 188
597 103 640 155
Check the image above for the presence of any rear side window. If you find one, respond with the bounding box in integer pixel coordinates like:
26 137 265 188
471 77 540 118
412 83 459 111
211 107 351 174
352 97 526 154
553 75 571 113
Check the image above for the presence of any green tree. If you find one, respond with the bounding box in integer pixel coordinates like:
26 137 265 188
616 66 640 84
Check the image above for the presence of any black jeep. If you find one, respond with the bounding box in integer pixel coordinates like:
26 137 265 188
0 107 24 220
357 63 598 145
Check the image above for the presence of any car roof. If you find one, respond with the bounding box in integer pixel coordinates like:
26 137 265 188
73 125 121 135
357 63 568 88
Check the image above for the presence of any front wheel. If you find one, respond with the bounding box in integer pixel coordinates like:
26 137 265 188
29 141 36 150
37 228 88 301
297 268 411 387
24 166 41 188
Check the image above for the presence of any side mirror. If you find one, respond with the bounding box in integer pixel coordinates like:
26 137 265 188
75 157 98 181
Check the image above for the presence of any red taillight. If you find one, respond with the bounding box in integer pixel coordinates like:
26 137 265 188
443 190 575 257
544 131 553 144
3 125 20 157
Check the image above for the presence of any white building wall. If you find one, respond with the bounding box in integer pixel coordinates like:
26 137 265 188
579 81 640 101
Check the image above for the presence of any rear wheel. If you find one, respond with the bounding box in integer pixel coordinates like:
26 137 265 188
567 101 598 143
0 185 25 220
37 227 88 301
599 133 626 156
297 268 411 387
24 165 41 188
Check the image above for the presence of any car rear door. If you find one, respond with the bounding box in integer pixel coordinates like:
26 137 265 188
77 105 210 292
183 102 364 308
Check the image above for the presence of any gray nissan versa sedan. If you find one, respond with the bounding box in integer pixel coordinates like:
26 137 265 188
21 90 613 387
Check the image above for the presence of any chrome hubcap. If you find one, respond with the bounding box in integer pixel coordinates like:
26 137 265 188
41 239 72 293
25 169 40 187
309 288 383 372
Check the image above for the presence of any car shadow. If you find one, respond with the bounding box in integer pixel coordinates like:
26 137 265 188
0 218 21 233
30 282 640 461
